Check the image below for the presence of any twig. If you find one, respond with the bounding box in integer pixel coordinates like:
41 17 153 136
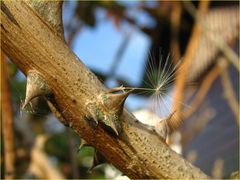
170 2 182 65
218 58 239 125
1 52 15 179
183 1 240 71
211 158 224 178
171 0 210 131
183 65 221 119
28 135 65 179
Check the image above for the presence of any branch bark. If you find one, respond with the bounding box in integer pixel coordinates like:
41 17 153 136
1 1 209 178
1 52 15 179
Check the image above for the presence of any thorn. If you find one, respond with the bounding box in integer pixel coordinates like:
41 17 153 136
106 85 125 93
22 70 51 109
155 111 175 141
155 120 168 141
104 87 133 113
100 87 133 135
104 118 119 136
77 139 88 153
111 123 119 136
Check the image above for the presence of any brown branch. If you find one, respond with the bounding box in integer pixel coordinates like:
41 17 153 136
1 52 15 179
1 1 209 178
183 65 221 119
170 2 182 65
171 0 210 130
28 135 65 179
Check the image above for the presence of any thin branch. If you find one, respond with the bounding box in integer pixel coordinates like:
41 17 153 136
183 65 221 119
171 0 210 131
28 135 65 179
217 58 239 125
170 2 182 65
1 52 15 179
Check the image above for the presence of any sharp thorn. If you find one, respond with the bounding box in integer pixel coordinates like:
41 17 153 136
77 139 88 153
104 88 133 113
22 70 51 109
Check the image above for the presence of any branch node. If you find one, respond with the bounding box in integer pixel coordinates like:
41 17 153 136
86 87 133 135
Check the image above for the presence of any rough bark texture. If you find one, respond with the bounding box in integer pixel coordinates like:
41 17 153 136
1 1 209 178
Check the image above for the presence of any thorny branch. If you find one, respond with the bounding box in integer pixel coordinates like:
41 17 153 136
1 1 209 178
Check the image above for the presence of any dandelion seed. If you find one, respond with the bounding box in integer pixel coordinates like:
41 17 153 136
125 52 181 115
124 52 185 139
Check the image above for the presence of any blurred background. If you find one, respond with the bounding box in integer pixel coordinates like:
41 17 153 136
1 1 239 179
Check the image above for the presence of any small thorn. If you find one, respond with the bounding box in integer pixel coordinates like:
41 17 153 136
77 139 88 153
111 126 119 136
99 87 133 135
156 112 175 140
155 120 168 141
106 86 125 93
105 119 119 136
22 70 51 109
104 87 133 113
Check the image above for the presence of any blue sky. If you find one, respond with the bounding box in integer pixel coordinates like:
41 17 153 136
62 3 153 110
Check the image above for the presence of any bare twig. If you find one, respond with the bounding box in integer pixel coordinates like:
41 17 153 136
1 52 15 179
183 65 221 119
211 158 224 178
218 58 239 125
171 0 210 131
170 2 182 64
28 135 65 179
